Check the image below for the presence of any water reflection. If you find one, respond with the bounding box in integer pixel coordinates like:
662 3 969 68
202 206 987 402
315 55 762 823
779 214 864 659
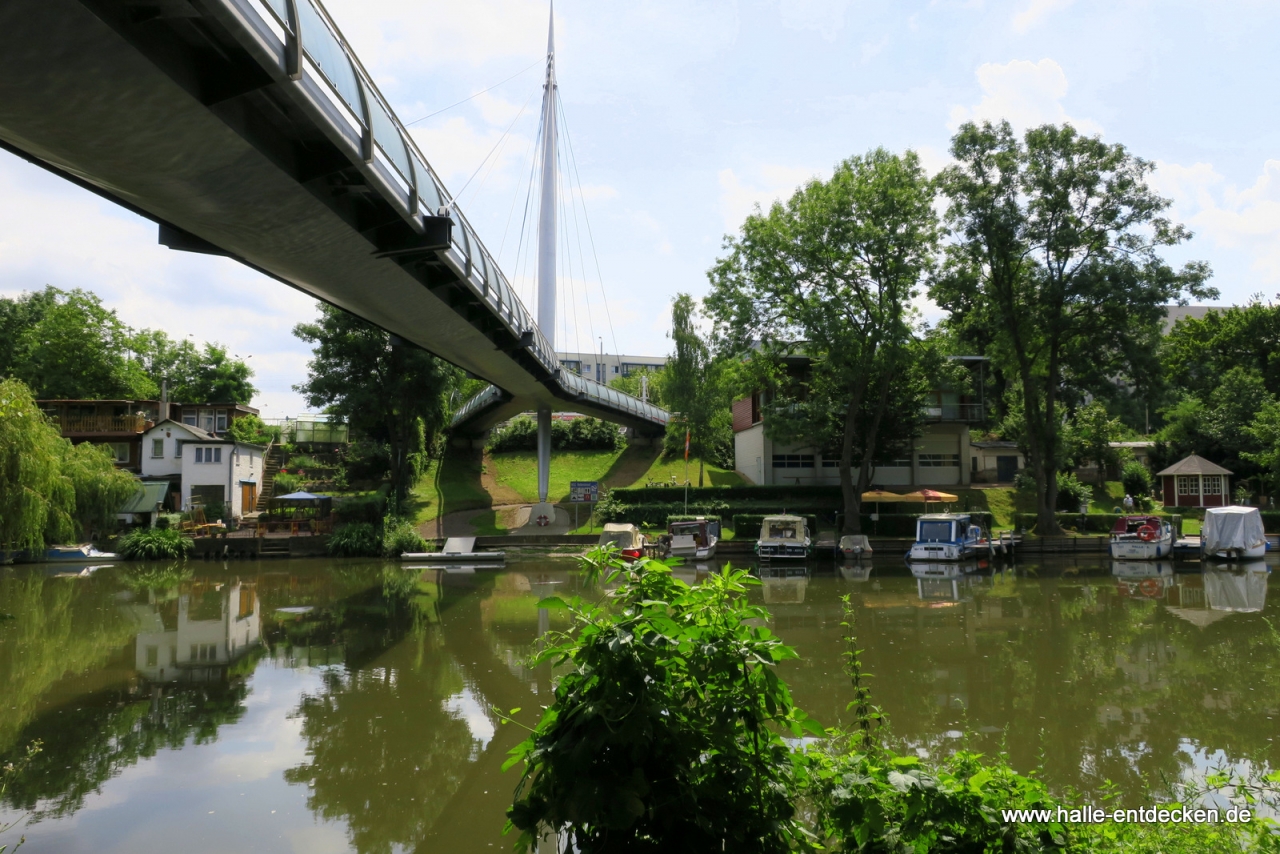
0 555 1274 853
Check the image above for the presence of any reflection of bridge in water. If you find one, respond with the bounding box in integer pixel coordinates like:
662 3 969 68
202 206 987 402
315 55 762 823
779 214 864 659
0 0 668 496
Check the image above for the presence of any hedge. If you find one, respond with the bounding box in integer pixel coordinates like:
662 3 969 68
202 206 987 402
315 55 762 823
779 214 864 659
1012 512 1184 535
597 501 729 528
611 485 845 505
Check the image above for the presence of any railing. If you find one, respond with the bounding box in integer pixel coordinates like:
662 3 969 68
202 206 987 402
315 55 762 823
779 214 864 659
221 0 664 427
923 404 985 423
452 374 669 429
53 415 148 434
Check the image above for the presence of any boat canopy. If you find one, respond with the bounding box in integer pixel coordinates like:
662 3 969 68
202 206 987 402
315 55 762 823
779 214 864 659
599 523 642 549
1202 506 1266 554
760 515 805 541
916 513 970 543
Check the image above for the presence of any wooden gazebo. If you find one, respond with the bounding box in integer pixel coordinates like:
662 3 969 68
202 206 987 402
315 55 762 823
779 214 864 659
1157 455 1232 509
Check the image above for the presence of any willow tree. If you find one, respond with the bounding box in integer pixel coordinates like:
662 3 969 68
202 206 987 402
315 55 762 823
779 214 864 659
0 378 75 552
935 121 1214 533
706 149 938 534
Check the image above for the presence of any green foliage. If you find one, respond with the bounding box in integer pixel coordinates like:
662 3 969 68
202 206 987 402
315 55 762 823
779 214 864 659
0 739 42 853
608 366 666 408
382 517 427 557
707 149 941 534
1160 367 1275 478
332 491 388 526
1162 299 1280 402
0 287 255 402
0 379 75 551
1055 472 1093 512
116 527 194 561
1121 460 1153 499
272 472 303 495
60 442 139 537
226 414 279 446
934 121 1214 533
327 522 382 557
294 305 463 502
662 294 734 476
1065 402 1126 482
595 497 729 527
487 416 622 453
287 454 322 469
505 551 819 852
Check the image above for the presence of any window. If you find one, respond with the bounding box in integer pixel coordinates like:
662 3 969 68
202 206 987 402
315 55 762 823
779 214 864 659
612 366 619 374
216 410 228 432
174 440 182 458
821 459 840 468
200 409 215 432
1202 475 1223 495
1177 475 1198 496
919 454 961 467
145 646 158 667
195 447 202 463
190 643 217 662
772 454 815 469
182 412 197 426
194 447 222 464
881 457 913 468
151 438 164 458
110 443 130 463
918 520 954 542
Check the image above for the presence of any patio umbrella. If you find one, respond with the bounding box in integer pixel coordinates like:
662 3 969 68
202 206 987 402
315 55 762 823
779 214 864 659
860 489 905 514
901 489 959 508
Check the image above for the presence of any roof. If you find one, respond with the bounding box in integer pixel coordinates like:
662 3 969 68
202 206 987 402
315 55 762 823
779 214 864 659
118 482 169 514
762 514 805 522
1156 454 1233 477
176 402 260 414
603 522 639 532
145 419 218 441
1110 441 1155 449
919 513 970 521
38 399 159 405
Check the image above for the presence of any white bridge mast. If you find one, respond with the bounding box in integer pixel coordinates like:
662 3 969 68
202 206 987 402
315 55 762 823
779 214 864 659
534 3 557 509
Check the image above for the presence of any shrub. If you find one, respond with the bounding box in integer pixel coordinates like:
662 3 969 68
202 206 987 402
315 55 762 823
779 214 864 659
1055 471 1092 512
488 416 622 453
117 528 193 561
382 517 427 557
596 497 729 527
227 414 281 446
1121 460 1153 500
272 472 302 496
332 492 387 526
287 454 321 470
327 522 381 557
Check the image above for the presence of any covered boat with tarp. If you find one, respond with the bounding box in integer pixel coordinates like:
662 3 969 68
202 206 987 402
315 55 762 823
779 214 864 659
1201 506 1266 559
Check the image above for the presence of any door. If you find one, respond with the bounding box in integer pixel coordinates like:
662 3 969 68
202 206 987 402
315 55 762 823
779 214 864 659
241 483 258 515
996 456 1019 482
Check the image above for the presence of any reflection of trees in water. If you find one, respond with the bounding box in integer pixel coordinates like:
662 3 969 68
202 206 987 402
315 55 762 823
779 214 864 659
2 681 249 820
775 572 1280 803
284 624 478 854
0 573 138 753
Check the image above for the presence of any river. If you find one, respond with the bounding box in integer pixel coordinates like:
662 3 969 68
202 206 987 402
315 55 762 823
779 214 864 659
0 553 1275 852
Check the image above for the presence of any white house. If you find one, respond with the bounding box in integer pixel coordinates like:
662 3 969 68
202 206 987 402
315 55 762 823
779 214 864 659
141 420 264 517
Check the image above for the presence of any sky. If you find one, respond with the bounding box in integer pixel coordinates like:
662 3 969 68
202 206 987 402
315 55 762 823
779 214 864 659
2 0 1279 416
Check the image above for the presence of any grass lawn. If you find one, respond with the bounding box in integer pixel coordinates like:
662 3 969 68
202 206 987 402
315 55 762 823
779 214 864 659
633 454 744 488
408 451 491 527
487 448 629 503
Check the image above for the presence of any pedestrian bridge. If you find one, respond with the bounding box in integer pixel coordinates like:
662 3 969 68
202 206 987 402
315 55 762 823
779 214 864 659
0 0 667 437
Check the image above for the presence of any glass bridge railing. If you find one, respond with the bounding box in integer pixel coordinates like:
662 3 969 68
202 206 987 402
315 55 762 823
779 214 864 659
227 0 598 397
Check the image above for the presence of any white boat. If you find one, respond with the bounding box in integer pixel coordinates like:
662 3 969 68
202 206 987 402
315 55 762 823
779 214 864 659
838 534 872 559
667 518 719 559
43 544 119 562
598 523 646 561
908 514 981 561
1201 506 1267 559
402 537 505 563
755 515 811 561
1108 516 1173 560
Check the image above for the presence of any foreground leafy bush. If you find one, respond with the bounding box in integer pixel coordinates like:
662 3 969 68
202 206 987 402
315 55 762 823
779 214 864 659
327 522 381 557
503 551 1280 853
117 527 193 561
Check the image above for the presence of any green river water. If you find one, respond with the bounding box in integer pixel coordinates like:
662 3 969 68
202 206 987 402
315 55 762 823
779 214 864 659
0 553 1275 852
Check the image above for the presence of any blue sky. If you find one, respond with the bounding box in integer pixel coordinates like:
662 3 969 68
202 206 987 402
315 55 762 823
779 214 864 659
2 0 1278 415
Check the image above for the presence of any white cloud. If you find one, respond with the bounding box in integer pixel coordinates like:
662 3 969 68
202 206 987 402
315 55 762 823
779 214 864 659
1012 0 1076 34
717 164 820 234
1152 159 1280 286
948 58 1102 134
771 0 853 40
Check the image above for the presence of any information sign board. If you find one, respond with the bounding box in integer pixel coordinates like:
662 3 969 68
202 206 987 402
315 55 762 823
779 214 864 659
569 481 599 503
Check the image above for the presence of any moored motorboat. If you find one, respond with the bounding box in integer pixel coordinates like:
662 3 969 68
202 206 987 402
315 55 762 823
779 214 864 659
666 517 719 560
598 523 646 561
1201 506 1267 559
1109 516 1173 560
756 515 811 561
907 514 981 562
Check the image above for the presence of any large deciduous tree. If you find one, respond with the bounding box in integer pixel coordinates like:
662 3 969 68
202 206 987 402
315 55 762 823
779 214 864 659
707 149 938 534
662 294 732 482
134 330 257 404
293 306 463 504
934 121 1215 533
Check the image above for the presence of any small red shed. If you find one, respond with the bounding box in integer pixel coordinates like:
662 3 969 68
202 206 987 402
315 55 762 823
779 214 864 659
1157 455 1232 508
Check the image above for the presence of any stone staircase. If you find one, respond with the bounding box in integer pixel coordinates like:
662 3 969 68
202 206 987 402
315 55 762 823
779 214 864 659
255 443 285 513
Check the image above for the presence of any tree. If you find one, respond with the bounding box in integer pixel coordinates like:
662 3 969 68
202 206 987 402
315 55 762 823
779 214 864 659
226 414 280 446
1162 299 1280 402
1160 366 1275 478
663 295 732 482
608 366 666 408
293 306 463 504
934 121 1215 534
707 149 938 534
133 331 257 404
1 287 155 400
0 378 75 552
1065 401 1125 484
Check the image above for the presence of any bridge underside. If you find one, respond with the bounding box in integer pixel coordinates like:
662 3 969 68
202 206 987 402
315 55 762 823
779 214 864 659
0 0 665 437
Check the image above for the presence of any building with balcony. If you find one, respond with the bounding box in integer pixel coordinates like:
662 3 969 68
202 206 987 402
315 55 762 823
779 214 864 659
731 357 988 487
37 399 168 472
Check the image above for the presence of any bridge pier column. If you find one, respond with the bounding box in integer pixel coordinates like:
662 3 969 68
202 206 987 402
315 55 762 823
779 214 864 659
537 407 552 503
